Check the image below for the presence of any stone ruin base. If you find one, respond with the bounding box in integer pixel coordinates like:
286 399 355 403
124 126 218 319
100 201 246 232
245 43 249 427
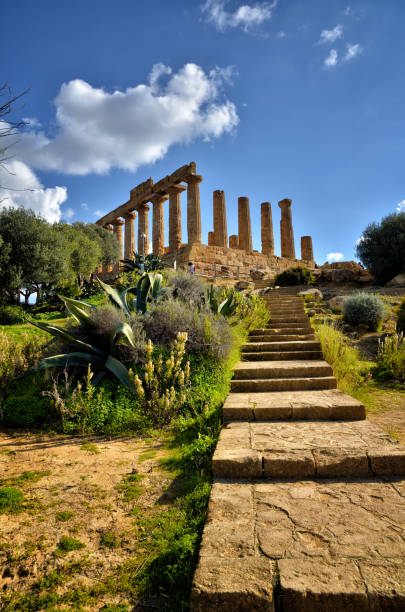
162 243 315 284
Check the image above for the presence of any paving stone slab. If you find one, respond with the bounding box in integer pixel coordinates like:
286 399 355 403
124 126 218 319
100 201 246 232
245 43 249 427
223 389 365 421
233 360 333 380
193 480 405 611
213 421 405 478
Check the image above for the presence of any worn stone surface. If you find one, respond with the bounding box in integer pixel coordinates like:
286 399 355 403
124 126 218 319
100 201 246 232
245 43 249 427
300 235 314 261
238 197 253 253
278 558 369 612
191 557 275 612
261 202 274 256
278 198 295 259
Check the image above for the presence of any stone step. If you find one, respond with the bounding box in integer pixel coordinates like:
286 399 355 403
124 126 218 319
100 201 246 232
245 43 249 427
223 389 365 422
251 326 310 335
267 322 311 329
242 350 323 361
230 376 337 392
233 360 333 380
260 328 313 336
249 334 316 342
212 420 405 479
242 340 322 352
191 479 405 611
270 315 309 324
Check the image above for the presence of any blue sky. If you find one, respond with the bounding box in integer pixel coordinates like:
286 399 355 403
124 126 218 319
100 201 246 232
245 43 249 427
2 0 404 264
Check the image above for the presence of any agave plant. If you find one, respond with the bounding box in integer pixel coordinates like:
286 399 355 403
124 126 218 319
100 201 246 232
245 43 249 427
206 284 238 318
121 252 165 272
27 272 166 389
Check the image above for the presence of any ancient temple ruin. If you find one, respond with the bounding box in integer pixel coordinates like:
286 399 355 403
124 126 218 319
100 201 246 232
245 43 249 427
95 162 315 280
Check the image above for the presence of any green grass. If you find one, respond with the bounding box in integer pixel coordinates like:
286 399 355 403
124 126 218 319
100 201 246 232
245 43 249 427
0 487 24 513
80 441 100 453
138 450 157 462
100 532 119 548
55 510 74 522
0 318 69 344
116 473 145 502
1 470 51 487
56 536 85 553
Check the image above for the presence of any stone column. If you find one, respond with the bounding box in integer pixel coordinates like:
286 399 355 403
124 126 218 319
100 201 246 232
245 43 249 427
112 218 124 276
238 197 253 253
103 224 113 279
278 198 296 259
137 203 150 256
261 202 274 256
301 236 314 261
151 194 168 256
229 235 239 249
213 190 228 247
185 174 203 245
123 211 136 260
167 184 186 251
208 231 215 246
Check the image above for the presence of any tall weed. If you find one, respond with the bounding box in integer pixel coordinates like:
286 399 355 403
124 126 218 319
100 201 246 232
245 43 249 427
374 332 405 382
315 323 362 393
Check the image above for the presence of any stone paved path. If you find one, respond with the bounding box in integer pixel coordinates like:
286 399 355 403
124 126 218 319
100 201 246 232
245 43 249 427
191 289 405 611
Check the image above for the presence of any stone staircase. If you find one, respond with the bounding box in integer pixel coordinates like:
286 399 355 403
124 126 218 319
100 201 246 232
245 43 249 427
191 292 405 611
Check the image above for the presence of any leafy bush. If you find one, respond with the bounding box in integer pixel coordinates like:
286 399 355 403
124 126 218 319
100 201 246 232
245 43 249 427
343 292 385 330
232 292 270 331
32 311 65 321
275 266 314 286
0 330 46 410
143 299 234 359
315 323 362 393
397 298 405 333
167 270 206 307
2 376 55 428
356 212 405 284
0 305 26 325
374 332 405 382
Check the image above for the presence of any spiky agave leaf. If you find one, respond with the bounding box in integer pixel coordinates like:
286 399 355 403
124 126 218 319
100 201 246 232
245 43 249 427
136 273 151 313
96 276 131 317
104 355 135 391
110 321 137 350
218 292 238 317
120 287 137 313
29 320 105 356
59 296 96 327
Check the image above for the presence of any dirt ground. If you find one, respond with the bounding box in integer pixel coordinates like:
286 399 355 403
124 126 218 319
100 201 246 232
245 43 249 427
0 433 174 610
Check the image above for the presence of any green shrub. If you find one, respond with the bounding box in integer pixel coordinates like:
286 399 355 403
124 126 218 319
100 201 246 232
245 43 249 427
274 266 314 286
315 323 362 393
144 299 234 360
343 292 385 330
57 536 85 553
374 332 405 382
0 305 26 324
0 487 24 513
2 377 55 428
397 298 405 333
32 311 65 321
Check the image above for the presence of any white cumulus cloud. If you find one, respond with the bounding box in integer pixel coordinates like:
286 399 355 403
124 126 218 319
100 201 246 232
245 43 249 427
327 252 344 263
0 160 67 223
397 200 405 212
324 49 339 68
319 24 344 44
201 0 277 32
14 63 239 176
81 202 89 210
343 43 362 62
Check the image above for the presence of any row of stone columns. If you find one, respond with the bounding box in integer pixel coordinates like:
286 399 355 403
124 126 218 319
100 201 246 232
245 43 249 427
104 173 203 262
104 183 313 270
213 195 313 261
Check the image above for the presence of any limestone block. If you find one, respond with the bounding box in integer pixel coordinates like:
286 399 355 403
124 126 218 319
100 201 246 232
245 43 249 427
263 450 315 479
213 448 262 479
191 557 275 612
327 296 347 312
278 558 369 612
235 280 254 291
368 448 405 476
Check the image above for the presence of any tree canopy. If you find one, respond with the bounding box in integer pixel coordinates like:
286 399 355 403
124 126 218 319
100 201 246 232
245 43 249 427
0 207 121 303
356 212 405 284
